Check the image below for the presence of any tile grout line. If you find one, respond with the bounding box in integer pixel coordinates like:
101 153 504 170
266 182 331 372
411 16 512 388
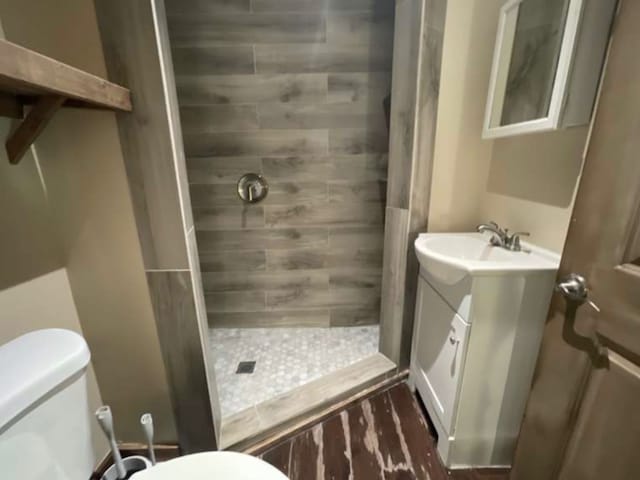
146 268 191 272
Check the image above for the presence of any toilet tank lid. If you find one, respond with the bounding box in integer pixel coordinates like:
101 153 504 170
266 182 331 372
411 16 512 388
0 329 90 430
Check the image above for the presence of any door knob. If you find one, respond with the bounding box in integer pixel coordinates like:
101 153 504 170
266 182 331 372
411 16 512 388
555 273 600 312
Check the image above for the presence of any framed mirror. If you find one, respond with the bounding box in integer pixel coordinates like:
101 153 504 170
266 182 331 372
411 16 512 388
483 0 579 138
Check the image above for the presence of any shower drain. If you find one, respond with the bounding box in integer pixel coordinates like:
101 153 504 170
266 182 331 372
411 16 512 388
236 361 256 374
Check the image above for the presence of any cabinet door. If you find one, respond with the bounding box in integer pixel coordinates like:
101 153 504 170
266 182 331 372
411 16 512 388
414 276 470 432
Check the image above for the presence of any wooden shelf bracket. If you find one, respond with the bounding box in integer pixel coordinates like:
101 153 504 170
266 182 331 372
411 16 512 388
0 39 132 164
6 95 65 164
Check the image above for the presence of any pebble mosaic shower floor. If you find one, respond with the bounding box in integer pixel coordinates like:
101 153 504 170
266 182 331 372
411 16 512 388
209 326 380 418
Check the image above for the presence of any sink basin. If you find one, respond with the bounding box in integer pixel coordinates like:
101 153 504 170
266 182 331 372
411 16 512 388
414 232 559 284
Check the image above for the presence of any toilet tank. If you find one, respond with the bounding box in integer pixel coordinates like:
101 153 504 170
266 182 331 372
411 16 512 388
0 329 95 480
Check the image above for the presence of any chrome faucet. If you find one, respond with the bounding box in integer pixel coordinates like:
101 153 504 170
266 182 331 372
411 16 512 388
477 221 507 246
476 222 530 252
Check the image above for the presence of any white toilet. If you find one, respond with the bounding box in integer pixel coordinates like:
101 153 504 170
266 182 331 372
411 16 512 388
0 329 287 480
131 451 287 479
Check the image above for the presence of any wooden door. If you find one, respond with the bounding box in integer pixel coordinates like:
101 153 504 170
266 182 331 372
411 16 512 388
510 2 640 479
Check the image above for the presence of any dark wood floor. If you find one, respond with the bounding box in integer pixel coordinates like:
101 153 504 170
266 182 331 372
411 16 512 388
260 382 510 480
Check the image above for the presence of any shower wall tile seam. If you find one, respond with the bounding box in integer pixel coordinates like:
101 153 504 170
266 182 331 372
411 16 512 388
145 268 191 272
193 225 384 231
252 44 257 74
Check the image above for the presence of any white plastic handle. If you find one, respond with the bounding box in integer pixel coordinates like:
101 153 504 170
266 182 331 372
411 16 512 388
96 406 126 479
141 413 156 465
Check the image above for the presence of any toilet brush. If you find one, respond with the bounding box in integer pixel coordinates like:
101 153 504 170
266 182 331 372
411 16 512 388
140 413 156 465
96 406 127 479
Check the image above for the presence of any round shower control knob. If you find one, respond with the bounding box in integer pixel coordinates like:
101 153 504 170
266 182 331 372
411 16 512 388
237 173 268 203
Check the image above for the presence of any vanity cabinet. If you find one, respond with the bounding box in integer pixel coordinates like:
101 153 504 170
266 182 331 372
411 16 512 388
412 279 470 434
409 267 557 468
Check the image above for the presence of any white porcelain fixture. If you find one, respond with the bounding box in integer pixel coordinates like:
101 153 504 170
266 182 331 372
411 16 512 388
0 329 288 480
0 329 95 480
409 233 560 468
131 452 288 480
414 233 559 285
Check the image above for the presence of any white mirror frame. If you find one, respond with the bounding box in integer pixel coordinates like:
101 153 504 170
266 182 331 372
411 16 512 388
482 0 584 139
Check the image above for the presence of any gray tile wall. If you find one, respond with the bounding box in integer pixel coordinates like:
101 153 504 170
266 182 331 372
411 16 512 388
166 0 395 328
380 0 446 366
95 0 220 451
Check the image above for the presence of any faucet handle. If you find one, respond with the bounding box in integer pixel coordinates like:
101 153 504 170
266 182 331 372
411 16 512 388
508 231 530 251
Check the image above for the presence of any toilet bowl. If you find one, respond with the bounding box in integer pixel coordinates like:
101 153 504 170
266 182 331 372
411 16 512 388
131 451 288 479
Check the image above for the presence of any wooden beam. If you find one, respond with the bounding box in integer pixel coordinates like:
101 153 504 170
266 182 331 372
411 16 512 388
0 39 131 112
6 95 65 164
0 93 22 118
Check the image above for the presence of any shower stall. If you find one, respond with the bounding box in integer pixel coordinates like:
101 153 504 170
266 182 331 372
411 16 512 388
93 0 446 451
163 0 396 442
95 0 443 452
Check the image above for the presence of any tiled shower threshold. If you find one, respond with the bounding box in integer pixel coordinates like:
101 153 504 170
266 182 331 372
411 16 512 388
220 353 397 449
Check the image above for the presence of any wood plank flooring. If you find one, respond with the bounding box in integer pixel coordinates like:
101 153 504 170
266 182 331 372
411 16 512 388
260 382 510 480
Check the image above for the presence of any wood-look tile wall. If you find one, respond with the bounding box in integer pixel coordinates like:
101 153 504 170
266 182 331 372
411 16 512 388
95 0 220 452
380 0 446 366
165 0 395 328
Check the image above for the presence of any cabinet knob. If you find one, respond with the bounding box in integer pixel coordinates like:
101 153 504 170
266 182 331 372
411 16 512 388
449 334 459 345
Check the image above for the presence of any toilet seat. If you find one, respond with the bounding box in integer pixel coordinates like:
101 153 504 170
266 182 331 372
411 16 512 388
131 451 289 480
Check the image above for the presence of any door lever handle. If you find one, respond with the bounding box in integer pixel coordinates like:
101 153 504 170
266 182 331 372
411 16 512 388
555 273 600 312
555 273 607 365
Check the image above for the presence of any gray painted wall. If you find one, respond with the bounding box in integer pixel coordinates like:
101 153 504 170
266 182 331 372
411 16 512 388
165 0 395 328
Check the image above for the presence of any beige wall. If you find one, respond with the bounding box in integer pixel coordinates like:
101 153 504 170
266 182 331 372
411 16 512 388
429 0 587 253
480 127 587 253
0 0 177 444
0 20 108 456
0 118 62 290
428 0 496 233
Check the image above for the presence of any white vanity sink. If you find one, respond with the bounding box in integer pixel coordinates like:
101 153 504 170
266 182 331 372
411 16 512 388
414 232 559 284
409 232 560 469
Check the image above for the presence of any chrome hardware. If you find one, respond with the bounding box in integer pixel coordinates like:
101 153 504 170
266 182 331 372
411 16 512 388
477 221 508 247
237 173 268 204
477 222 530 252
507 231 530 252
556 272 606 364
555 273 600 312
449 334 459 345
